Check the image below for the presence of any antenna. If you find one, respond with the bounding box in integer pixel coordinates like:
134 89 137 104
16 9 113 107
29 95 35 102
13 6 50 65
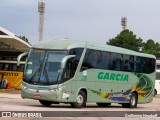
38 0 45 41
121 17 127 30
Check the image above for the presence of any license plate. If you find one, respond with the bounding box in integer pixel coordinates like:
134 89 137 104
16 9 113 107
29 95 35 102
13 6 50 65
34 94 41 98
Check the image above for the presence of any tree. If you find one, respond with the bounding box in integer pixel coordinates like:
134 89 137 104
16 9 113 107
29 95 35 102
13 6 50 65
107 29 143 52
142 39 160 57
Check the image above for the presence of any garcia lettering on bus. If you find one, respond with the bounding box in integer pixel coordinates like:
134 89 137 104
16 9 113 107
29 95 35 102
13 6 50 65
0 72 19 76
98 72 129 81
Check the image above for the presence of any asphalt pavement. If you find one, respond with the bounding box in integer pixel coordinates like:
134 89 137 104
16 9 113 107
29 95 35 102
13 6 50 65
0 89 21 99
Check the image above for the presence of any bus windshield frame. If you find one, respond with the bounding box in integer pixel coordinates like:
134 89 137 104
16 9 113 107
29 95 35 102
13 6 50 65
23 49 68 85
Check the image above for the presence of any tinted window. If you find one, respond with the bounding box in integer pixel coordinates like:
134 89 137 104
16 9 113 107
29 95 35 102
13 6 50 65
81 49 155 74
135 57 155 73
147 58 155 73
122 55 134 72
82 49 102 69
97 51 110 69
82 49 98 69
82 49 111 70
110 53 122 71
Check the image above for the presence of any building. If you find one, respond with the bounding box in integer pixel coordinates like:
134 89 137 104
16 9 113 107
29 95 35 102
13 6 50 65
0 26 31 89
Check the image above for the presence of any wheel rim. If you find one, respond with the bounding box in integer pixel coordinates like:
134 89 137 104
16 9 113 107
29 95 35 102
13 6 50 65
131 95 136 106
76 94 83 104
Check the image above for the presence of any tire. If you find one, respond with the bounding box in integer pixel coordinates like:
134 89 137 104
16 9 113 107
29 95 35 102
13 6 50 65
71 91 86 108
154 89 157 96
39 100 52 106
97 103 111 107
122 92 137 108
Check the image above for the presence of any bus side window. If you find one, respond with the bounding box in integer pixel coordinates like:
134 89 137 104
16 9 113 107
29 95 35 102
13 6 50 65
110 53 122 71
122 55 134 72
64 59 73 78
96 51 110 70
81 49 100 70
88 51 100 68
69 48 84 72
146 58 155 74
151 59 156 73
63 48 84 79
129 56 135 72
135 56 141 73
81 49 91 71
135 57 155 74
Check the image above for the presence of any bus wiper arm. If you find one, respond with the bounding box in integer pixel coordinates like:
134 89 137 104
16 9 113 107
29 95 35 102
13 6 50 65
56 69 63 82
29 62 43 83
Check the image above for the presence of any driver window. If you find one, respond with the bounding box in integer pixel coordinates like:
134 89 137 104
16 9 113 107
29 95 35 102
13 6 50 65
63 48 84 80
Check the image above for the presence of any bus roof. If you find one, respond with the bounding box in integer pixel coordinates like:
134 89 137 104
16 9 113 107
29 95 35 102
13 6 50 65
32 39 156 59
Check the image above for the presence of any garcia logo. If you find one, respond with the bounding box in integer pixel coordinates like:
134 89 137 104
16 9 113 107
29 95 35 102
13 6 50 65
98 72 129 81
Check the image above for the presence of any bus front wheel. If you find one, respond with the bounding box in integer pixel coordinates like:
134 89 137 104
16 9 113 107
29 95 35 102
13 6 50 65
39 100 52 106
71 91 86 108
122 92 137 108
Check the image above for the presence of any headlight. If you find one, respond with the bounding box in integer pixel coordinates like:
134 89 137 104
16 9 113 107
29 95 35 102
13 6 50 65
50 86 65 92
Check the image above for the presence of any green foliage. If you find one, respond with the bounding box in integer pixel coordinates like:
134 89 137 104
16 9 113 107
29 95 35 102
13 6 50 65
107 29 160 57
142 39 160 57
17 35 29 43
107 29 143 52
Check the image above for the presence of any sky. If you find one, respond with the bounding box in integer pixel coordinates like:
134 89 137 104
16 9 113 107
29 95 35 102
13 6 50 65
0 0 160 45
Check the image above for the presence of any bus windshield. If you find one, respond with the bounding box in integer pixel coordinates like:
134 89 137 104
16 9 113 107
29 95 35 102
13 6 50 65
23 49 67 85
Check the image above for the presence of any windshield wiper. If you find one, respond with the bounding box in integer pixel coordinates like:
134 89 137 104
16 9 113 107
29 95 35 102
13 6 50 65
29 62 43 83
56 68 63 83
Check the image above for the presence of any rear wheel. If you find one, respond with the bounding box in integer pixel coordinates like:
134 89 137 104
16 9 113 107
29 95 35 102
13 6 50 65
71 91 86 108
39 100 52 106
122 92 137 108
97 103 111 107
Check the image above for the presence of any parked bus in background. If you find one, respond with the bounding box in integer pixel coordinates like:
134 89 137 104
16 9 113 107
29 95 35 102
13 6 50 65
18 39 156 108
155 65 160 96
0 51 25 89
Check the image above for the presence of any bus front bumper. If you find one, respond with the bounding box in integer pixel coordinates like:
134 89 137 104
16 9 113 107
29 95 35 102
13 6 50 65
21 87 62 102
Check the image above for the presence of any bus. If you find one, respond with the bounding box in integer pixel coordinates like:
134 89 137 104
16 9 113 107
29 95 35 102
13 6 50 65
18 39 156 108
155 66 160 96
0 51 25 89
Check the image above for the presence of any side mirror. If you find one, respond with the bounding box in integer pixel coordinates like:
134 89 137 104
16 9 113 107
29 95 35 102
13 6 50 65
61 55 76 69
17 52 28 66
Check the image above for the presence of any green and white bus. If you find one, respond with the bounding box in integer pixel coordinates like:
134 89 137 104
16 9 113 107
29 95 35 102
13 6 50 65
18 39 156 108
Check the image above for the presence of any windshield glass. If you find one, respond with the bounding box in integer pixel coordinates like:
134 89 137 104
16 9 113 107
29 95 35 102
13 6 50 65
23 49 67 85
